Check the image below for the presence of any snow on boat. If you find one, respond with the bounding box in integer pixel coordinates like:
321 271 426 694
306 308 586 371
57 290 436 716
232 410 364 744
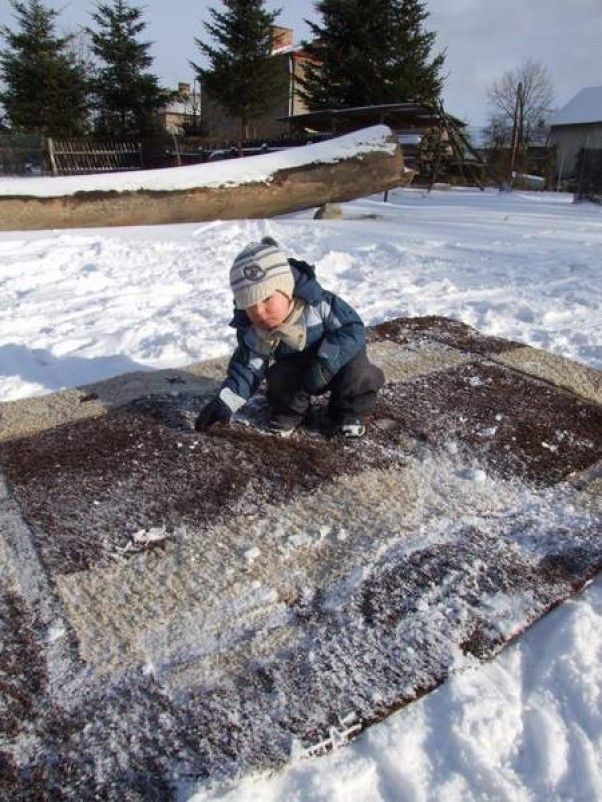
0 126 408 231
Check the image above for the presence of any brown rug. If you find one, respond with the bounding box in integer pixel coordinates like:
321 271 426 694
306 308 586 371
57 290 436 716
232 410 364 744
0 316 600 800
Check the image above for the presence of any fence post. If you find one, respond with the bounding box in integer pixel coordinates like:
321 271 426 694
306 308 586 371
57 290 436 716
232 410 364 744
46 137 58 176
556 150 565 192
172 133 181 167
576 147 587 200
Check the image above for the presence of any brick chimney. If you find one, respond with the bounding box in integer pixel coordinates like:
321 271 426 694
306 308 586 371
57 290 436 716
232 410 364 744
271 26 293 51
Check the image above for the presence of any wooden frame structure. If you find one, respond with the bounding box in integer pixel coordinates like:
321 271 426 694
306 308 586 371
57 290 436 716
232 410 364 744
46 138 144 176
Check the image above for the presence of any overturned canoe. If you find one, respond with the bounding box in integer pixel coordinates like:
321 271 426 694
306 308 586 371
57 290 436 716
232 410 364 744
0 126 408 231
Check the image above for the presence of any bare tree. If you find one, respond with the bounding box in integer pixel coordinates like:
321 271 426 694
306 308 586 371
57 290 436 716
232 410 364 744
486 58 554 146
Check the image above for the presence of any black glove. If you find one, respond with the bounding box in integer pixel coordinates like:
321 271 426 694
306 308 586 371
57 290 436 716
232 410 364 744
194 396 232 431
303 361 333 394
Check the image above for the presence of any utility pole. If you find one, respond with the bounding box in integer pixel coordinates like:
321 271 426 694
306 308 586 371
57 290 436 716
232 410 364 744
508 81 524 186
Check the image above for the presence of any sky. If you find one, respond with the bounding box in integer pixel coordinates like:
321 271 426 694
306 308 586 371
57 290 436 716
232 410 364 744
1 1 601 129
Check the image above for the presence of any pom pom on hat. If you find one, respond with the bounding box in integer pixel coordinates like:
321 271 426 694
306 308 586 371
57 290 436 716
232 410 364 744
230 238 294 310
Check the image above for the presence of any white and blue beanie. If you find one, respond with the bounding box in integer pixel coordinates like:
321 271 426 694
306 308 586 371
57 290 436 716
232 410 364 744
230 238 294 310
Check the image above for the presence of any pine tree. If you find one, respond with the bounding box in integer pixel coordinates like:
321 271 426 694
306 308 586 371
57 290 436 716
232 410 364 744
87 0 169 138
193 0 282 141
0 0 89 136
300 0 445 110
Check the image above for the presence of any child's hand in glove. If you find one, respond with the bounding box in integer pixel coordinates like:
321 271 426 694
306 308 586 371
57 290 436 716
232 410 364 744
194 396 232 431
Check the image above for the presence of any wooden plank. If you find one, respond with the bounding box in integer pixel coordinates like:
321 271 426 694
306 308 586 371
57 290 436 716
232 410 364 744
44 137 143 175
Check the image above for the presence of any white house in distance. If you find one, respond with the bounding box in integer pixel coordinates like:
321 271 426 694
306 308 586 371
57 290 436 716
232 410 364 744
549 86 602 182
158 82 202 135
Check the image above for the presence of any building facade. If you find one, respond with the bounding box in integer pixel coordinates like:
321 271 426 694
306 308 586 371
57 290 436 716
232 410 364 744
550 87 602 181
158 82 202 135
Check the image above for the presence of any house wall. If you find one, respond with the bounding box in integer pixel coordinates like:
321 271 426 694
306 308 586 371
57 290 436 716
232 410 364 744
160 111 186 134
289 54 312 119
551 123 602 179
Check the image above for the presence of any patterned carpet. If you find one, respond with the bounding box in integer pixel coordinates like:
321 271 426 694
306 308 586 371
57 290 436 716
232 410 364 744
1 317 601 800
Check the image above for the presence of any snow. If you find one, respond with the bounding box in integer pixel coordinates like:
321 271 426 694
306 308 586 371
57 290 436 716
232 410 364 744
2 187 601 403
0 125 394 197
1 182 602 800
550 86 602 127
187 578 602 802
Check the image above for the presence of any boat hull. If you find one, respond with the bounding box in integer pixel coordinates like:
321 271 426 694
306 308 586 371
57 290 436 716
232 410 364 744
0 142 407 231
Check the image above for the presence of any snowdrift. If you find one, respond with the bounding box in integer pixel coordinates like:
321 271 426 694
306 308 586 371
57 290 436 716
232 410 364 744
0 316 601 799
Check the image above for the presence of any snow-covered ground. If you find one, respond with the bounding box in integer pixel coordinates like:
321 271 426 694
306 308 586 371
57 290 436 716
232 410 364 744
1 186 601 800
190 579 602 802
1 188 601 405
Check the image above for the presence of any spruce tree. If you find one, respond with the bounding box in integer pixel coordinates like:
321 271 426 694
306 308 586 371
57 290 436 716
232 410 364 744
193 0 282 141
301 0 445 110
87 0 169 138
0 0 89 136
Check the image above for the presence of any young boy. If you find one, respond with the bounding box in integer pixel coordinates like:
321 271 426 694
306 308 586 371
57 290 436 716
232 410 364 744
195 237 384 438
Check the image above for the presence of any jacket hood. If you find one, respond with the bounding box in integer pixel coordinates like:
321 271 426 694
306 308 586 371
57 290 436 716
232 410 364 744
289 258 322 303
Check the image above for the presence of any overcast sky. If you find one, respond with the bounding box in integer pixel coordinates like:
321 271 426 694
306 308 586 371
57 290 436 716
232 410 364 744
1 0 601 128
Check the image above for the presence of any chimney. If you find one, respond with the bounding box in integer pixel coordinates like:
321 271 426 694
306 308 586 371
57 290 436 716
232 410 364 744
271 26 293 51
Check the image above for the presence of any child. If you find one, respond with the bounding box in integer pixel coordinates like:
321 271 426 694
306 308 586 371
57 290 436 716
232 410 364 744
195 237 384 438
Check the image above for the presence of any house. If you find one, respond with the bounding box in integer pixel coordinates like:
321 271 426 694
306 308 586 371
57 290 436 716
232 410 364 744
549 86 602 181
192 26 463 148
201 26 316 140
158 82 202 135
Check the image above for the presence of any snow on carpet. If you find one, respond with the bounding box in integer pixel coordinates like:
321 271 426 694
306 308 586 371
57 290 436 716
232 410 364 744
1 187 601 801
0 317 600 799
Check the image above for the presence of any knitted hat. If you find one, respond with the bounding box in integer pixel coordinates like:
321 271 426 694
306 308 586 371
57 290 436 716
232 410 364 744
230 238 294 310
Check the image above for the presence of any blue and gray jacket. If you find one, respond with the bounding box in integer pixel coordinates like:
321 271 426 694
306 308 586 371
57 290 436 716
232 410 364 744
218 258 366 412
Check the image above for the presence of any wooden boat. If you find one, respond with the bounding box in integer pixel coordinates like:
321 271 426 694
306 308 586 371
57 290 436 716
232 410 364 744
0 126 410 231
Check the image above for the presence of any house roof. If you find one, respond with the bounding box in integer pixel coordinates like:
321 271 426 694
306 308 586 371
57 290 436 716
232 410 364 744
279 103 464 133
162 101 189 116
550 86 602 126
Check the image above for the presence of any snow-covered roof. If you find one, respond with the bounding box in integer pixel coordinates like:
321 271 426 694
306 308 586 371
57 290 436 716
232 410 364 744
162 101 188 115
550 86 602 126
271 43 305 56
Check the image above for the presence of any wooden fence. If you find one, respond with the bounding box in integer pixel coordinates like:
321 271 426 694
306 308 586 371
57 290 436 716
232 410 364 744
2 132 333 176
46 138 144 176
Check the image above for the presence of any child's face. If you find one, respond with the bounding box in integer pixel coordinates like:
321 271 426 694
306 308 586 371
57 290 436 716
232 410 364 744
246 291 292 330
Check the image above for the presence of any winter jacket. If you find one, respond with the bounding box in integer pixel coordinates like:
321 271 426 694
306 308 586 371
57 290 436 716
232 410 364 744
218 258 366 412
